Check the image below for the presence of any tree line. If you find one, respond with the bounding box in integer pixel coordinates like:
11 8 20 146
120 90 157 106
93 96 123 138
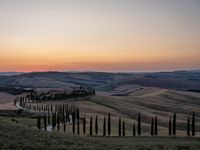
37 111 196 137
14 86 95 106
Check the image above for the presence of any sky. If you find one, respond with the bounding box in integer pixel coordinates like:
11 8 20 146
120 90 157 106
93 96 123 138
0 0 200 72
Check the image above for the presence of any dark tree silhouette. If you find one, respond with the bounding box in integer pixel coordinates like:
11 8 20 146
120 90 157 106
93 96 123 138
173 113 176 135
138 113 141 136
64 115 66 132
52 113 55 130
90 116 93 136
122 121 125 137
103 117 106 136
83 116 86 135
155 116 157 136
119 117 121 136
57 113 60 132
62 105 65 123
51 104 53 113
108 113 111 136
66 112 70 123
187 117 190 136
169 118 171 136
95 115 98 135
192 112 195 136
76 108 80 121
44 114 47 131
48 113 50 124
77 119 80 135
151 118 154 136
72 113 75 134
37 116 41 129
133 122 136 136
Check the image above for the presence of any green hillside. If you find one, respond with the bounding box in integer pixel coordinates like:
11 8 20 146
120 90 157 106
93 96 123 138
0 121 200 150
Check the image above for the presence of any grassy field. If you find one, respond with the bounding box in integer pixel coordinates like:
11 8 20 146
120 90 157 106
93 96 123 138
0 116 37 127
1 121 200 150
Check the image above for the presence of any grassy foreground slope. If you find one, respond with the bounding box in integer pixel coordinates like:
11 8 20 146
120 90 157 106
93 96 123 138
1 122 200 150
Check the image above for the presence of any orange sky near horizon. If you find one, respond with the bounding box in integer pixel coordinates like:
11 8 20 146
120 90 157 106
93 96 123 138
0 0 200 72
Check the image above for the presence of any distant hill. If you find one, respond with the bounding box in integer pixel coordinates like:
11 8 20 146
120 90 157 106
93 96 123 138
0 71 200 92
108 71 200 91
0 72 130 89
0 72 24 76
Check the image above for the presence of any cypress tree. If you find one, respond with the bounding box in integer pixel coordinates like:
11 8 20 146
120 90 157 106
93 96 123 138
62 105 65 123
64 114 66 133
37 116 41 129
48 113 50 124
169 118 171 136
65 112 67 123
192 112 195 136
66 112 69 123
44 114 47 131
119 117 121 136
95 115 98 135
76 108 80 121
83 116 86 135
52 113 54 130
47 105 50 114
51 104 53 113
122 121 125 137
103 117 106 136
108 113 111 136
187 117 190 136
138 113 141 136
151 118 154 136
133 122 136 136
155 116 157 136
90 116 93 136
57 113 60 132
77 119 80 135
54 112 57 129
72 112 75 134
59 104 62 117
173 113 176 135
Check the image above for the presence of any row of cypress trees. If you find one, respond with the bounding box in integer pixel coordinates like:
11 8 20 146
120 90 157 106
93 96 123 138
36 107 80 132
15 87 95 110
37 112 196 137
24 102 79 114
22 87 95 103
187 112 195 136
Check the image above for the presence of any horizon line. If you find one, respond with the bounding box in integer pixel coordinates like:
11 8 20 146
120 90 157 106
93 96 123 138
0 68 199 74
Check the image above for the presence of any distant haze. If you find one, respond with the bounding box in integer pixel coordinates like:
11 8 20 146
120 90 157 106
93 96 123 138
0 0 200 72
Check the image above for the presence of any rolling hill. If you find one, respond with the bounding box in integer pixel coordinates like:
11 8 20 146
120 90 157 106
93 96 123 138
0 70 200 92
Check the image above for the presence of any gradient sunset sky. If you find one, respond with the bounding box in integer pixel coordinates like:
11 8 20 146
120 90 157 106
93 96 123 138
0 0 200 72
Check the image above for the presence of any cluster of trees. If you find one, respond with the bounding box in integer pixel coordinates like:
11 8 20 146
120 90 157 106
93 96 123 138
14 87 95 108
37 104 80 132
26 87 95 102
24 102 78 114
13 96 26 108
